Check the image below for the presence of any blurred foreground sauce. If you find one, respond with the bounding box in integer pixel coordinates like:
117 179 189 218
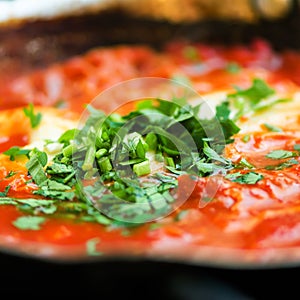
0 38 300 112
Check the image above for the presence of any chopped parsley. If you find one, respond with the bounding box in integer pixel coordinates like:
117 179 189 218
25 150 48 185
175 209 189 221
266 150 297 159
86 238 102 256
3 146 30 161
0 185 10 197
230 78 275 102
58 129 79 145
265 158 299 170
294 144 300 151
0 197 55 209
5 171 16 178
31 98 238 224
228 78 288 120
149 223 162 230
225 171 264 184
236 158 254 169
13 216 46 230
33 180 75 201
23 103 42 128
17 199 57 215
242 134 250 143
53 99 68 109
0 197 17 205
4 93 274 228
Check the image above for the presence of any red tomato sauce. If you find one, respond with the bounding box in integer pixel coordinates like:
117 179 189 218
0 134 28 153
0 39 300 262
0 38 299 114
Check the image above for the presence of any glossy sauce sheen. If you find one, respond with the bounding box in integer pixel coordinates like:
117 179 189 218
0 39 299 262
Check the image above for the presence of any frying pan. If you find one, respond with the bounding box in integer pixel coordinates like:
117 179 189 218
0 7 300 297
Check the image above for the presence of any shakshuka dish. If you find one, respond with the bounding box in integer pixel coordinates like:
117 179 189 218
0 38 300 265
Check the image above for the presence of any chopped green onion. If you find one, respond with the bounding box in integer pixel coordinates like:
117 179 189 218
62 144 76 157
133 160 150 176
98 157 113 173
165 157 175 168
145 133 157 150
82 145 96 171
95 148 107 159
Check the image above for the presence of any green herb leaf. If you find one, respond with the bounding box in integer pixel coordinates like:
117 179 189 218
145 133 157 150
227 78 284 120
175 209 189 221
230 78 275 103
265 158 299 170
58 129 79 144
0 185 11 197
216 101 231 121
0 197 17 205
13 216 46 230
53 99 67 109
5 171 17 178
149 223 162 230
226 171 263 184
294 144 300 151
34 179 74 200
46 163 74 175
266 150 297 160
253 98 288 112
195 161 226 175
20 98 241 227
236 157 254 169
86 238 102 256
29 148 48 167
242 134 250 143
203 141 231 165
3 146 30 161
225 62 241 74
26 153 48 185
23 103 42 128
20 201 56 214
263 123 283 132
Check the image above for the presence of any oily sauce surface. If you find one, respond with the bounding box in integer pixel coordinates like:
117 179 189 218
0 39 299 262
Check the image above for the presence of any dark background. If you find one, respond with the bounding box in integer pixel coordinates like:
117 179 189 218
1 9 300 76
0 252 299 298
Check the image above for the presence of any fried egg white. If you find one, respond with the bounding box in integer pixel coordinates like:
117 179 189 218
0 107 78 158
200 89 300 133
